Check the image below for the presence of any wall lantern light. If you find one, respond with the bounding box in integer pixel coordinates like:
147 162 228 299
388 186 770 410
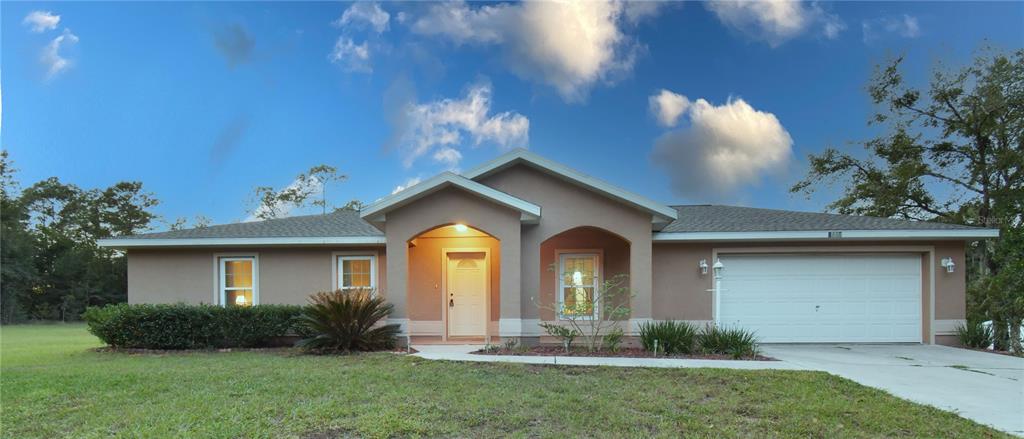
713 258 724 279
698 259 709 275
453 224 469 233
941 257 956 273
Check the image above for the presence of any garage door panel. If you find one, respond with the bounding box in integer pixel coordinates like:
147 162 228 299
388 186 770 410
719 254 922 343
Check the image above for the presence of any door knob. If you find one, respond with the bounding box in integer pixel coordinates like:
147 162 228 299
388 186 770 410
449 299 454 307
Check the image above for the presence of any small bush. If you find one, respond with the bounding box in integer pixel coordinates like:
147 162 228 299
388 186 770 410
955 320 993 349
539 322 580 352
296 289 400 353
639 320 699 355
602 327 624 352
82 303 304 349
699 324 759 359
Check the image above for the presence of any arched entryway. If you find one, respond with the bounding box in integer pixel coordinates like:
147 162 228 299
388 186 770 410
407 224 500 341
538 226 630 321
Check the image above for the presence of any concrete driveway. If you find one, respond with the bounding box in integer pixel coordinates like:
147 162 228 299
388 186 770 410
761 344 1024 436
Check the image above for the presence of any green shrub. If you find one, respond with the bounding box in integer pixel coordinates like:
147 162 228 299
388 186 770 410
602 327 624 352
296 289 400 353
699 324 759 359
639 320 699 355
955 320 993 349
539 322 580 352
82 303 305 349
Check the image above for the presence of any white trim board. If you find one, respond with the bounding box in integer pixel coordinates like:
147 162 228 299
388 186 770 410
462 149 678 223
361 172 541 224
653 229 1000 242
99 236 386 248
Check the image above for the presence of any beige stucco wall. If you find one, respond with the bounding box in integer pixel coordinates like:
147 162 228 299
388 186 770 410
537 227 630 321
478 165 655 321
407 233 501 324
381 186 522 323
651 240 967 342
127 247 386 306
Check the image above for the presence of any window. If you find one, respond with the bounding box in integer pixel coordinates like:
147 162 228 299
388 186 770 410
558 253 599 318
220 257 256 307
338 255 376 291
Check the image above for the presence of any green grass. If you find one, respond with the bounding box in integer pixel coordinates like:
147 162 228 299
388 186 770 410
1 324 1009 438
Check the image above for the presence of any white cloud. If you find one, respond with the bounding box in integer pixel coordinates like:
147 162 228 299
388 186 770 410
42 28 79 79
862 14 921 43
705 0 844 47
328 37 371 73
246 175 324 222
23 11 60 33
411 0 659 102
391 177 423 194
432 148 462 168
651 93 793 200
393 82 529 168
649 89 691 128
334 2 390 33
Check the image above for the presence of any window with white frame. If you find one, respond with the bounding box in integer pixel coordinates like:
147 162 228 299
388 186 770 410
558 253 599 318
338 255 376 291
220 256 256 307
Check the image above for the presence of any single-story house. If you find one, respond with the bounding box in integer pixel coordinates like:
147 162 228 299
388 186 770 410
98 149 999 345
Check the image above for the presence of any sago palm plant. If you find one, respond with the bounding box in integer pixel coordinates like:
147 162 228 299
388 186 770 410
297 289 400 353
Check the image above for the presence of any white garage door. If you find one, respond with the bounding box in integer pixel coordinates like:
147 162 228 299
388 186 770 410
718 254 922 343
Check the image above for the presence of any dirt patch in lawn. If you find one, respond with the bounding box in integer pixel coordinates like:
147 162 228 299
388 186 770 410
471 346 775 361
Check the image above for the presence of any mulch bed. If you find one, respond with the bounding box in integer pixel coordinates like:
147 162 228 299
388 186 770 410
472 346 775 361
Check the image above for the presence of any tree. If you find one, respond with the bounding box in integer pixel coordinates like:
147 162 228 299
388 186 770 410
1 150 160 322
537 273 633 352
249 164 348 220
792 49 1023 352
0 151 38 323
166 215 211 231
337 199 364 212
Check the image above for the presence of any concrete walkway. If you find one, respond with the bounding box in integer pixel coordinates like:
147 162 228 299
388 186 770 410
411 344 805 370
413 344 1024 436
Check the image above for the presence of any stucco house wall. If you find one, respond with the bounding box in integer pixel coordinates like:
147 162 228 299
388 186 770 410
127 247 386 306
477 164 655 326
380 186 522 332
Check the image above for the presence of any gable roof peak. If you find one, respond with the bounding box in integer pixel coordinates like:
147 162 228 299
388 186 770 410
463 149 678 222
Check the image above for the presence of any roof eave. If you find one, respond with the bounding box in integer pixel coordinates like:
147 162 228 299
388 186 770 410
360 172 542 223
652 229 1001 242
97 236 388 249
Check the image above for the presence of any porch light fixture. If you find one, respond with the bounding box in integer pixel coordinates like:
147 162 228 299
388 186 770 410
698 259 709 275
453 224 468 233
941 257 956 273
713 258 724 279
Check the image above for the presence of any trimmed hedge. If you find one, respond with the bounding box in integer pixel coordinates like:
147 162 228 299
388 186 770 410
83 303 306 349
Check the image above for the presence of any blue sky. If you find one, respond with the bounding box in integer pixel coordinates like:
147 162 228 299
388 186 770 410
3 1 1022 228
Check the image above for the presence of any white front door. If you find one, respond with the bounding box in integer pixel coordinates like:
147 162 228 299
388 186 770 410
447 252 487 337
718 254 922 343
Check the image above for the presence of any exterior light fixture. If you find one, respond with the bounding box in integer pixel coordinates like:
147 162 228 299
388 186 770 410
698 259 709 275
941 257 956 273
713 258 724 279
453 224 468 232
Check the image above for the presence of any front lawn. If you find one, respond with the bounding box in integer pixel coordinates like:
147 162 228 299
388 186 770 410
0 324 1008 438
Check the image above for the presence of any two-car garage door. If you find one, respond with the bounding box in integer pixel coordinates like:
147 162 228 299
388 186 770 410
718 254 922 343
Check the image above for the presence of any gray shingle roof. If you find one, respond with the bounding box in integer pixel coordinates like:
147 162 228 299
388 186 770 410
120 204 979 241
121 210 382 240
662 205 979 233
